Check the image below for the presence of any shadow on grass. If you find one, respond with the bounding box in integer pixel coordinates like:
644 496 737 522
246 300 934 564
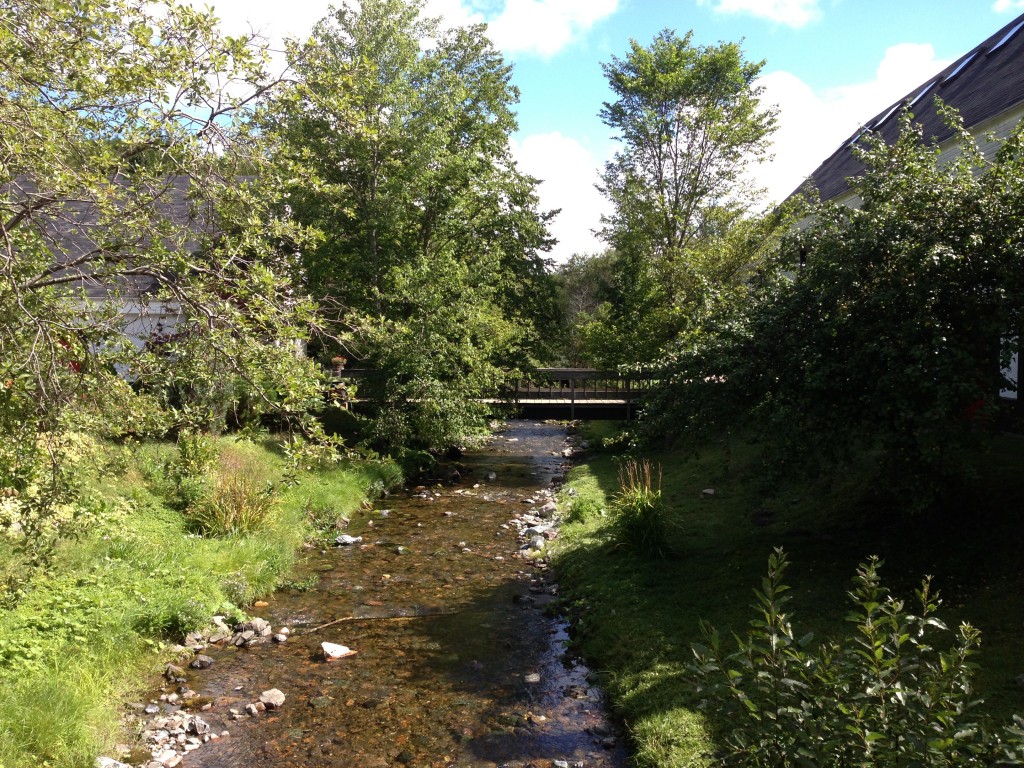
551 426 1024 766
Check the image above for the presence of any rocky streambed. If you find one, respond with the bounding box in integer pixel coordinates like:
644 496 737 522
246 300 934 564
104 421 624 768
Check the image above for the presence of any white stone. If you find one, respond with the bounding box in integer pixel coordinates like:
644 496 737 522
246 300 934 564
259 689 286 710
321 642 356 661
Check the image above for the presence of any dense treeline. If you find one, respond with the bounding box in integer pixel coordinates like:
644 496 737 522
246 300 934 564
1 1 554 763
553 30 1024 498
0 0 560 554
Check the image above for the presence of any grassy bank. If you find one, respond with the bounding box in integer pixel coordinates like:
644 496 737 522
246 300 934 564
0 435 400 768
554 423 1024 766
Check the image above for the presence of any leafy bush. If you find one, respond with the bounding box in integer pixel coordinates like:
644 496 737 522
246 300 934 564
689 549 1024 766
639 110 1024 501
612 459 669 558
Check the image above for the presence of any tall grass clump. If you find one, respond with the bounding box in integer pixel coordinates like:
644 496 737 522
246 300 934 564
613 458 669 558
186 446 277 536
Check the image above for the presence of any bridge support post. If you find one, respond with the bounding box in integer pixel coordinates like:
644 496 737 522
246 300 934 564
570 376 576 420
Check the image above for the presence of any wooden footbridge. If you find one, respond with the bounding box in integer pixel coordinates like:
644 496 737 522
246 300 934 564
332 368 658 420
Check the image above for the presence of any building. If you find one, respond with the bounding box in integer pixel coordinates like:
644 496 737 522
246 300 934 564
795 12 1024 400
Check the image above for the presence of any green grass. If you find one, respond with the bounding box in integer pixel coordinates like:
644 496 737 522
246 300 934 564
0 436 399 768
553 424 1024 767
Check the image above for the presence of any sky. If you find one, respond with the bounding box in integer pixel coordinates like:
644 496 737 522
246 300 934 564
204 0 1024 261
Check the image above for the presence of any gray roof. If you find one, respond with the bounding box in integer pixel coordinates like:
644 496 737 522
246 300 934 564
3 175 215 300
799 12 1024 202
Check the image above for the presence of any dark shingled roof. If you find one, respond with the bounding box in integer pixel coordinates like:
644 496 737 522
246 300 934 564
4 175 215 300
801 11 1024 202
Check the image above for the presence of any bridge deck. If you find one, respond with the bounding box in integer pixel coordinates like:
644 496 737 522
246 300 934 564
334 368 657 420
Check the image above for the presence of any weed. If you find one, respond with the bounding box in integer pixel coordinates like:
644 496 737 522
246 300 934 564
567 496 605 523
689 549 1024 766
185 448 277 536
613 458 669 558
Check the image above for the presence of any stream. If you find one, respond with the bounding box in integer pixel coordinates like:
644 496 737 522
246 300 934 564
139 421 628 768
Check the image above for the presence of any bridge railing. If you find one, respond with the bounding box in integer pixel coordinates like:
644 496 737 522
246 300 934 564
503 368 658 402
330 367 660 417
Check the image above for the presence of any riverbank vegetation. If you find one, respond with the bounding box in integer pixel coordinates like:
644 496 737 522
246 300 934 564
555 422 1024 766
0 434 399 767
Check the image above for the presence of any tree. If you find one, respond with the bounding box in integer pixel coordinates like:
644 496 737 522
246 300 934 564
591 30 778 364
264 0 556 450
641 108 1024 495
0 0 325 547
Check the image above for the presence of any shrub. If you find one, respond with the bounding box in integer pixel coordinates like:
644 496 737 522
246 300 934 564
612 459 669 558
688 549 1024 766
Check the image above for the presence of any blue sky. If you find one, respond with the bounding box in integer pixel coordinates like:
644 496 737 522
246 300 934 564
208 0 1024 260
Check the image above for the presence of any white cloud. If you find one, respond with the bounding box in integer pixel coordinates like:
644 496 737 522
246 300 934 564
425 0 618 57
207 0 617 69
753 42 951 204
511 133 612 261
993 0 1024 12
422 0 485 29
698 0 821 28
487 0 618 58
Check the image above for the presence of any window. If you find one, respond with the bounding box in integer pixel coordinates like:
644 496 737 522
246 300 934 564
990 19 1024 53
941 52 977 84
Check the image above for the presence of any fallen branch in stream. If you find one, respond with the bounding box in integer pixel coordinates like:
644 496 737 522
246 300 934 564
299 610 463 636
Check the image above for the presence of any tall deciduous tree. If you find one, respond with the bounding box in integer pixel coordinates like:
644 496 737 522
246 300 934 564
592 30 778 364
266 0 555 450
1 0 326 544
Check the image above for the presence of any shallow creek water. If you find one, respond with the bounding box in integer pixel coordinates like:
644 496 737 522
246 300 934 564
152 421 628 768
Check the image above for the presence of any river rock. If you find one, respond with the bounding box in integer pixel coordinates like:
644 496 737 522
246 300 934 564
321 642 356 661
486 471 498 482
251 618 272 635
259 689 286 710
538 501 557 518
189 655 213 670
164 664 184 681
96 757 132 768
186 716 210 736
154 749 180 767
144 704 161 715
334 534 363 546
272 633 288 643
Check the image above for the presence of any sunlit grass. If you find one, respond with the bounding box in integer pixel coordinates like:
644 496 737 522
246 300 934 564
0 436 399 768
